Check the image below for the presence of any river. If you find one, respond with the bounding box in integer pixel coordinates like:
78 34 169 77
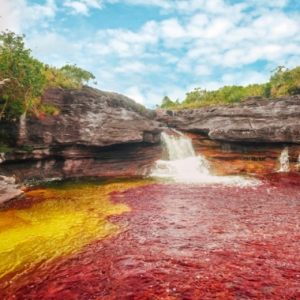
0 132 300 299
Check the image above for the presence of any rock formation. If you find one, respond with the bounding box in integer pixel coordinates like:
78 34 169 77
1 87 300 204
156 95 300 175
0 86 164 182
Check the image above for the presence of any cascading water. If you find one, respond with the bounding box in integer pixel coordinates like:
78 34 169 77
278 147 290 172
151 130 258 185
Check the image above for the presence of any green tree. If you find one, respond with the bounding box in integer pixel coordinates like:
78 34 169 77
0 30 46 120
59 63 96 85
160 96 175 108
0 30 46 151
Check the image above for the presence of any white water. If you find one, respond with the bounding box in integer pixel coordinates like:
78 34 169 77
150 130 259 186
278 148 290 172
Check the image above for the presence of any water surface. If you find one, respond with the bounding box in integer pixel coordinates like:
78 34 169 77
1 177 300 299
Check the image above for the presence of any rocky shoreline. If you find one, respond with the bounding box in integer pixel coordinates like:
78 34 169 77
0 175 24 204
1 87 300 203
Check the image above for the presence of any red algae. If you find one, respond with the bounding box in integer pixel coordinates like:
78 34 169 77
1 179 300 299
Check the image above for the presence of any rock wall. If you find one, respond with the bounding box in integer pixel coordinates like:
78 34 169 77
1 88 300 187
0 86 164 181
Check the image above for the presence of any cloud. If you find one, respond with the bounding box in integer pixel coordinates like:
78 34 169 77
0 0 57 32
0 0 25 32
91 21 159 57
1 0 299 108
124 86 146 104
63 0 105 15
64 1 89 15
160 19 186 39
27 32 83 64
115 61 161 74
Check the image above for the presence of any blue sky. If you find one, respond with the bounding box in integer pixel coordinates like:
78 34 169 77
1 0 299 108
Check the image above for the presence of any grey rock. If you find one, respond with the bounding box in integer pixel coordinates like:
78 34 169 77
157 95 300 144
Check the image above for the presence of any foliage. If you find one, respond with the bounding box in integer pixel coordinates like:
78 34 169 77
0 30 46 120
19 144 34 152
41 64 96 90
269 66 300 97
37 104 60 117
0 141 11 153
59 63 96 85
42 65 80 90
160 96 180 109
0 30 97 121
159 65 300 110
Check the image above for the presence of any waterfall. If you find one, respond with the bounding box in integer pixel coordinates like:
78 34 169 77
278 148 290 172
161 131 196 160
150 130 258 186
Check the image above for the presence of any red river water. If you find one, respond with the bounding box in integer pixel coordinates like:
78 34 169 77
1 176 300 300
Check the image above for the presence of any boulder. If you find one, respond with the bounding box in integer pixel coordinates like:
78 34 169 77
0 176 24 204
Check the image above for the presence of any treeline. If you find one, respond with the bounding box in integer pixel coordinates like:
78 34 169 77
0 30 96 121
160 66 300 109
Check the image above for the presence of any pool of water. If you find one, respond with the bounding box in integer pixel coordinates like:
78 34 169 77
1 176 300 299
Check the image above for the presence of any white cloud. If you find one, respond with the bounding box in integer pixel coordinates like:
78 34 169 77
0 0 56 32
115 61 161 74
160 19 186 39
0 0 25 32
221 70 268 86
1 0 299 108
124 84 188 107
124 86 146 104
194 65 211 76
64 1 89 15
27 32 83 64
63 0 105 15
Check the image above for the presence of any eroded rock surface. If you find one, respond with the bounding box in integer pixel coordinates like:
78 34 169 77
22 86 161 147
157 95 300 144
0 86 164 185
1 89 300 205
156 96 300 176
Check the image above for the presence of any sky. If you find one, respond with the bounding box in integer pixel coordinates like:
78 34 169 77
0 0 300 108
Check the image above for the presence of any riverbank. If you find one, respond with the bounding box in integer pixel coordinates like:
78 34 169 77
0 176 24 205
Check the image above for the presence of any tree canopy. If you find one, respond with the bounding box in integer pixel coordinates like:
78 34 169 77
0 30 46 120
59 64 96 85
